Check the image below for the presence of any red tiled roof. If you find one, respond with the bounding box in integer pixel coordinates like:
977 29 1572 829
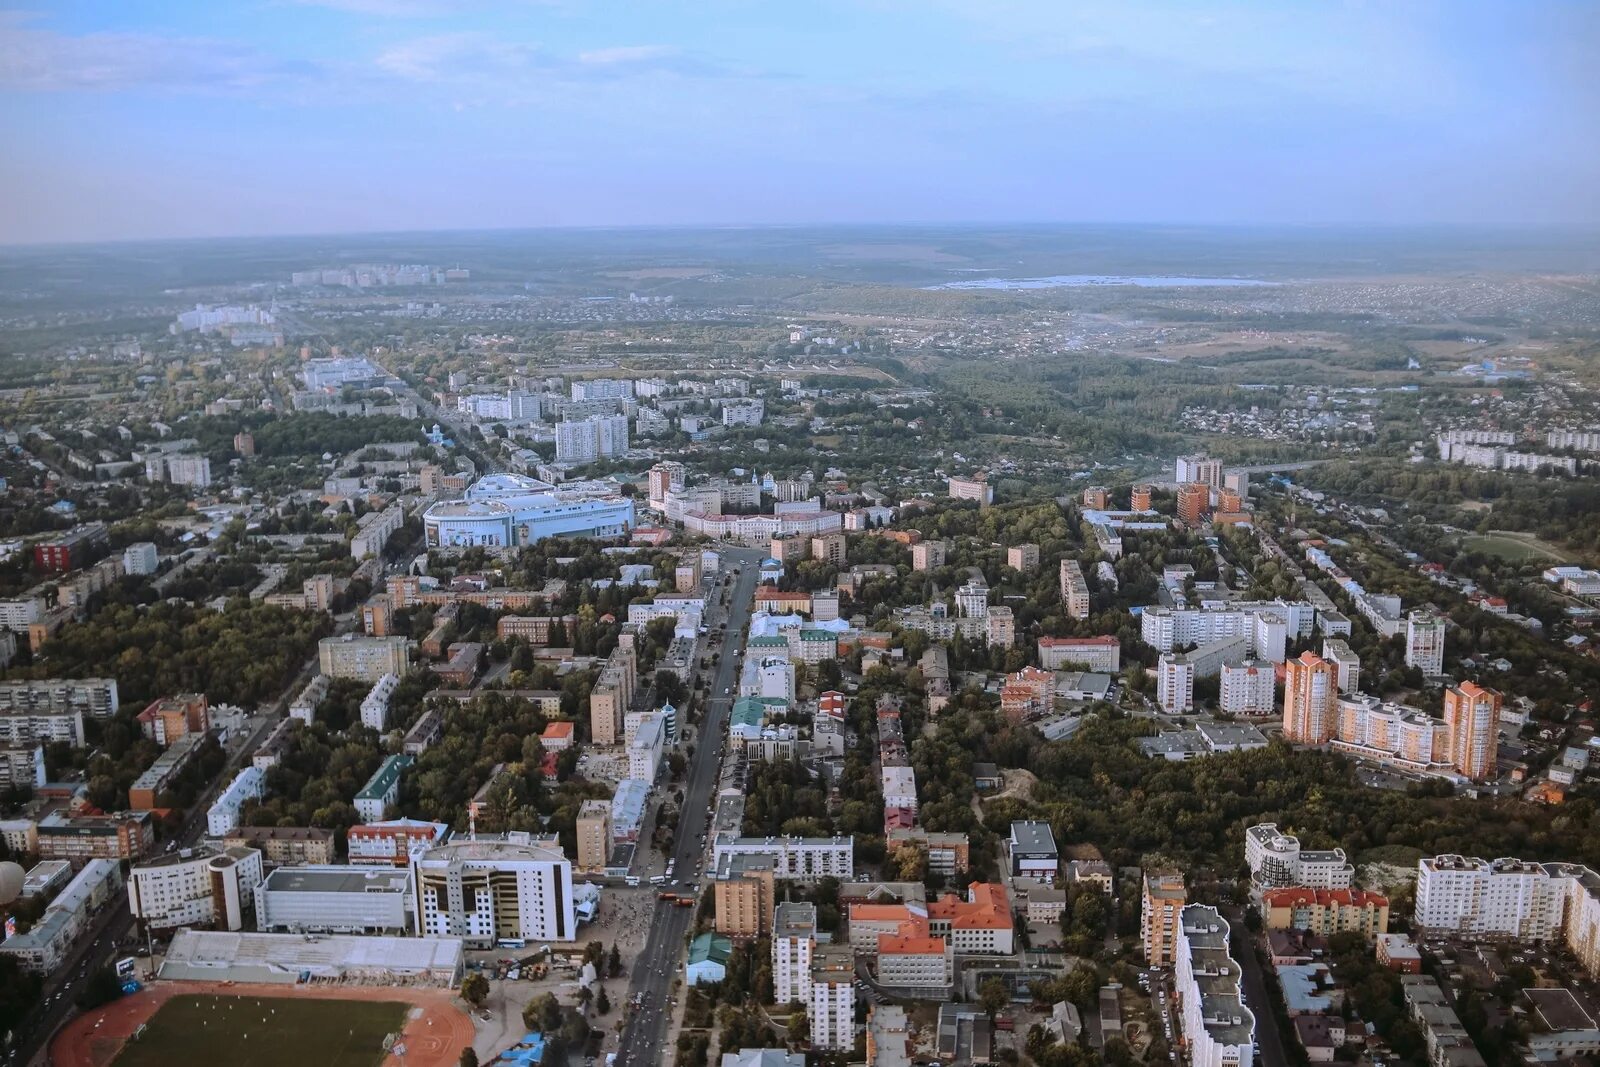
1261 887 1388 909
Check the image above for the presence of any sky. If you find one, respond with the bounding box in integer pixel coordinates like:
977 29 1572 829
0 0 1597 244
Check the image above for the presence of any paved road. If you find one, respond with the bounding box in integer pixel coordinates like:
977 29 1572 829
13 636 340 1067
613 547 763 1067
1226 906 1286 1067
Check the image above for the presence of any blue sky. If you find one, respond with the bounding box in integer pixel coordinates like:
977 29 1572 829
0 0 1596 243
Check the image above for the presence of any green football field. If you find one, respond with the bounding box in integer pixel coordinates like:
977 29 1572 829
114 994 410 1067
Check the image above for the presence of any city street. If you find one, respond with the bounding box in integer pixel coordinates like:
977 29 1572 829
11 641 333 1067
613 546 763 1067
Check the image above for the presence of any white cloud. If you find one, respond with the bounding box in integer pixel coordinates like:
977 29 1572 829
0 11 305 91
577 45 677 66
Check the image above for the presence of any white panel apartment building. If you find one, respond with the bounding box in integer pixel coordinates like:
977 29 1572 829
1407 859 1600 983
773 901 816 1005
410 834 577 946
361 673 400 731
1174 905 1255 1067
1156 653 1195 714
206 765 266 836
0 678 119 719
711 834 853 883
1321 639 1362 694
555 414 630 465
1414 855 1566 941
1139 602 1311 661
1220 661 1276 716
1244 824 1355 889
809 944 856 1051
1405 611 1446 676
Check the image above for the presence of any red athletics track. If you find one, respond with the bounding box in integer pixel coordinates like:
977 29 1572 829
49 981 476 1067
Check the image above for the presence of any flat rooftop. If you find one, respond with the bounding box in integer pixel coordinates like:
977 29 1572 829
260 866 410 895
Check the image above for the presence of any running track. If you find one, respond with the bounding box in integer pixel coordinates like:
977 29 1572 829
49 982 475 1067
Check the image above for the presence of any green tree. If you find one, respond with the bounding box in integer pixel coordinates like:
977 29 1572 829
978 977 1009 1022
460 972 490 1008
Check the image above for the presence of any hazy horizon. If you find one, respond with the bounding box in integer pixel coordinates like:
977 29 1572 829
2 1 1598 245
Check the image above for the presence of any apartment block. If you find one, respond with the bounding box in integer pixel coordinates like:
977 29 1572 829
318 634 411 681
1443 682 1501 782
1282 651 1337 744
1405 611 1446 676
1244 824 1354 889
1059 559 1090 619
1006 544 1040 572
1220 660 1276 716
576 799 612 871
1142 870 1187 966
1038 636 1121 673
773 901 816 1005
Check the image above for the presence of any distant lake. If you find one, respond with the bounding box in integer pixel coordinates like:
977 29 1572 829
923 274 1280 290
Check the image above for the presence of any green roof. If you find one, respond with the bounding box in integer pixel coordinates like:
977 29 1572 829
688 932 732 965
356 754 414 801
748 636 789 648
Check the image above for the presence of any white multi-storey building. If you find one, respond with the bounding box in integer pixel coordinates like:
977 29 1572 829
122 542 159 576
773 901 816 1005
1139 601 1311 660
1219 660 1276 716
255 865 414 935
1156 653 1195 713
1321 639 1361 694
1175 454 1224 488
0 678 119 719
1243 824 1354 889
410 833 577 946
206 766 266 836
809 945 855 1051
361 673 400 731
127 845 263 932
555 414 630 465
711 835 853 883
722 399 765 427
627 713 665 781
1414 855 1566 941
1174 905 1255 1067
1405 611 1446 676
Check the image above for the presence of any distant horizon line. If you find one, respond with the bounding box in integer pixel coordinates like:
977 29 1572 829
5 218 1600 253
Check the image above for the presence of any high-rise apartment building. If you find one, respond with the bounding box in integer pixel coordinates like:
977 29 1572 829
555 414 630 465
1131 484 1154 511
1405 611 1446 676
1219 660 1276 716
576 799 612 871
1282 652 1337 744
1175 454 1224 487
1142 870 1187 966
1443 682 1501 781
1157 653 1195 714
1176 483 1209 526
773 901 817 1005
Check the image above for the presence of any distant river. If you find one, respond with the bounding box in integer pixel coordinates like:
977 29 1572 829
922 274 1280 290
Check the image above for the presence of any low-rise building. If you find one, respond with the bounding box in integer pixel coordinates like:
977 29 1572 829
0 859 123 974
354 754 413 822
224 825 336 868
254 865 414 935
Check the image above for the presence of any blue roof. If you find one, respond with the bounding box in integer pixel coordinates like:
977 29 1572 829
493 1033 546 1066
